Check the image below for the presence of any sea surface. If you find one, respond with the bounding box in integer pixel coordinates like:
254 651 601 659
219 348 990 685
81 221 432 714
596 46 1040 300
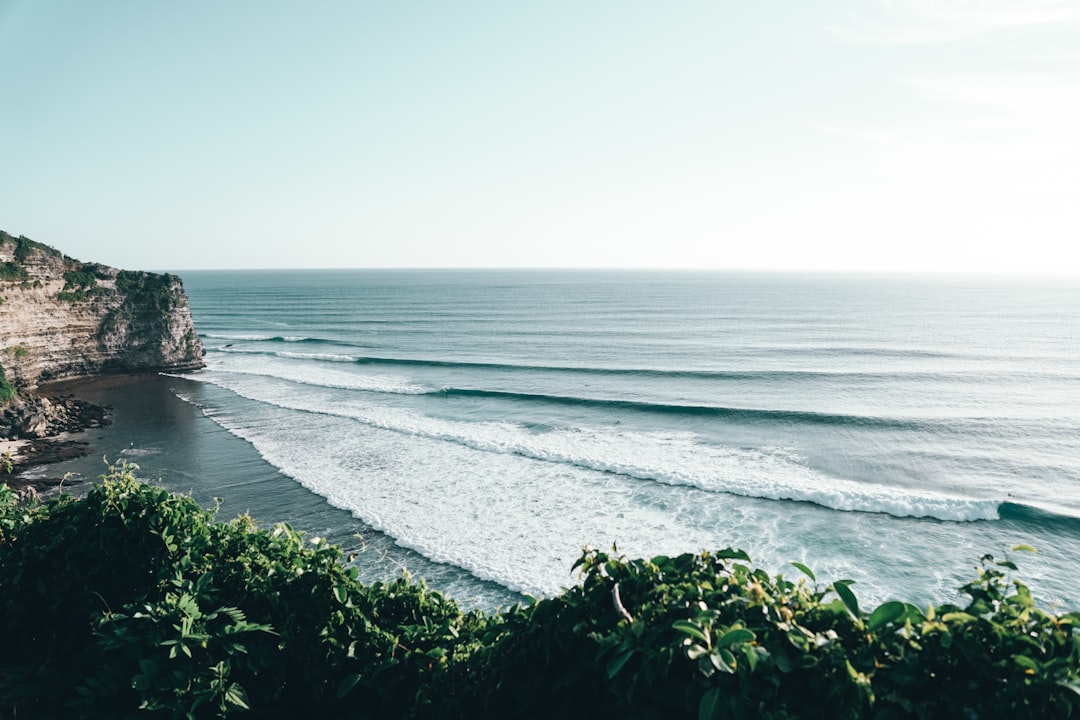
47 270 1080 610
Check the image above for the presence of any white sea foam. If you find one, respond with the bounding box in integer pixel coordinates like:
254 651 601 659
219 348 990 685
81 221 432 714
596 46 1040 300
171 387 776 597
203 333 279 341
198 354 430 394
119 447 161 458
186 371 1001 522
211 346 362 363
276 351 357 363
173 380 1006 605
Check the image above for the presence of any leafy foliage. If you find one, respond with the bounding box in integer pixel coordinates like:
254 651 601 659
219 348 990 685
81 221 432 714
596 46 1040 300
63 269 99 291
11 233 62 262
0 465 484 719
0 467 1077 719
459 547 1080 719
116 270 180 318
0 231 62 279
55 265 113 301
0 364 15 402
0 261 28 282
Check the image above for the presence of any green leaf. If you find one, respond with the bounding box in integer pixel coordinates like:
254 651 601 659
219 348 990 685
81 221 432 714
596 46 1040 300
715 548 752 562
903 603 927 623
716 628 755 648
607 649 635 679
131 674 153 691
941 612 978 624
225 684 251 710
716 648 737 673
673 620 711 645
221 606 246 623
868 601 906 631
686 644 709 660
846 659 871 686
742 644 758 672
337 673 362 699
790 562 816 582
1014 655 1040 671
699 687 727 720
1011 544 1037 554
1059 680 1080 698
833 581 860 618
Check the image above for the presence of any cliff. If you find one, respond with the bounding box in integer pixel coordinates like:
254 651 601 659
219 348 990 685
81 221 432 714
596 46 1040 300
0 229 203 439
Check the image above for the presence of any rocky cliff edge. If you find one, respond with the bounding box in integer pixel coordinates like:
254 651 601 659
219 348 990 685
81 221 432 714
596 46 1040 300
0 229 204 440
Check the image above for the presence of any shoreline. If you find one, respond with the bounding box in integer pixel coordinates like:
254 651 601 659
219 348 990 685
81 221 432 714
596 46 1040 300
0 373 165 496
1 433 95 495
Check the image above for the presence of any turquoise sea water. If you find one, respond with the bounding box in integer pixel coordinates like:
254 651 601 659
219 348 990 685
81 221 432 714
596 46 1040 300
49 270 1080 609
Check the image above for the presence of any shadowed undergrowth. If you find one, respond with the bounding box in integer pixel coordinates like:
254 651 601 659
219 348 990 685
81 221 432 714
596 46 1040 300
1 465 1077 719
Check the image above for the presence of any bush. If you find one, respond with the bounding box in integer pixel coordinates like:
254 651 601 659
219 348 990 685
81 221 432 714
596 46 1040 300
117 270 179 315
62 269 98 292
0 465 484 719
0 467 1077 719
0 261 28 282
57 288 106 302
13 234 62 262
460 548 1080 719
0 365 15 402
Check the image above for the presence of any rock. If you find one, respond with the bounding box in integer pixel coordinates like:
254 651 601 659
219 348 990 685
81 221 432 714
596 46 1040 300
20 413 48 438
0 229 204 391
0 229 193 443
15 484 38 505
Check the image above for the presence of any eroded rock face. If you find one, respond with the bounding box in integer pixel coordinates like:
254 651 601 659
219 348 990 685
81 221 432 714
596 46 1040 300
0 231 204 391
0 394 109 440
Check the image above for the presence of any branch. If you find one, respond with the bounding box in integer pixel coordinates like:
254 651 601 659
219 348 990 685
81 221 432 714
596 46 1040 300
612 582 633 623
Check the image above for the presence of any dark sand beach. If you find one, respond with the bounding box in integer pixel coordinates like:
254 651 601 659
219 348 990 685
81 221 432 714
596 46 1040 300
7 371 519 608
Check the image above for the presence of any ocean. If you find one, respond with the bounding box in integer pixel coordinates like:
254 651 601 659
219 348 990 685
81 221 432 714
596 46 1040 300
43 270 1080 610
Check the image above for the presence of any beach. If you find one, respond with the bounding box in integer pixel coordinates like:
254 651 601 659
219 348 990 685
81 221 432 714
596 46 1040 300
10 371 520 608
1 377 116 495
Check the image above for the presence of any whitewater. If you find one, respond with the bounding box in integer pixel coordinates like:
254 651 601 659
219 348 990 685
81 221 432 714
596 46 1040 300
160 269 1080 609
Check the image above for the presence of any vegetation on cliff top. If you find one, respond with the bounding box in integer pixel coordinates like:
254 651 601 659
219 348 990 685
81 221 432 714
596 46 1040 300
1 230 183 311
0 231 63 282
116 269 181 318
0 230 62 262
1 465 1077 719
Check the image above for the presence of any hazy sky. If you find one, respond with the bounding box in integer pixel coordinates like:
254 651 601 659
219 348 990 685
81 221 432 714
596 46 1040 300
2 1 1078 273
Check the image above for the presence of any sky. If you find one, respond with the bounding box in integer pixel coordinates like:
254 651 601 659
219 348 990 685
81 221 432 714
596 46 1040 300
1 1 1078 273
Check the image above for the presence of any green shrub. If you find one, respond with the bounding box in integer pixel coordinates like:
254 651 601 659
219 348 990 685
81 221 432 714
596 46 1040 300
458 547 1080 719
13 233 61 262
0 467 1077 719
63 269 98 292
0 465 484 719
0 261 28 282
115 270 179 319
55 269 106 302
0 365 15 402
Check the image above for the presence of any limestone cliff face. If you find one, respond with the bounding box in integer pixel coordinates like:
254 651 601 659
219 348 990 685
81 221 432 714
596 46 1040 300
0 230 204 391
